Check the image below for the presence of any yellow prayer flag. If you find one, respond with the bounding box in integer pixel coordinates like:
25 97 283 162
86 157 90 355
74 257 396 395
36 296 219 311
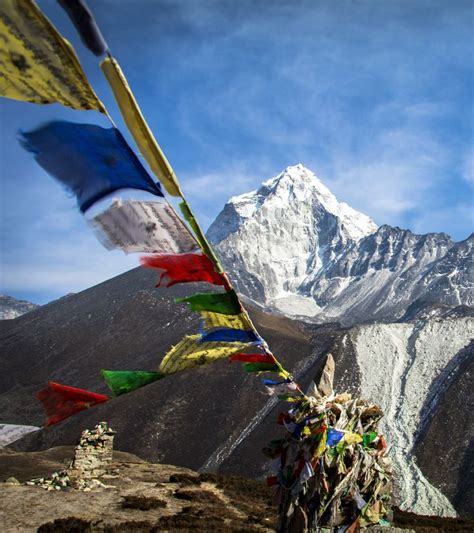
159 334 250 375
0 0 104 111
342 432 363 446
313 429 327 461
100 56 182 197
199 311 253 331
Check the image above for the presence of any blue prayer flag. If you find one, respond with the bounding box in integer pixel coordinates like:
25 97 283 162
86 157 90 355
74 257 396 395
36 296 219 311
20 121 164 212
200 328 263 344
326 428 344 446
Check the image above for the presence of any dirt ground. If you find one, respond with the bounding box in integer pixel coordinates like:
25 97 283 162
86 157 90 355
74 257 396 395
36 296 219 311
1 447 473 532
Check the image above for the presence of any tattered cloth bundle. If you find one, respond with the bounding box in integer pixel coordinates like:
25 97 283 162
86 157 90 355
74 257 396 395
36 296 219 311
265 355 392 532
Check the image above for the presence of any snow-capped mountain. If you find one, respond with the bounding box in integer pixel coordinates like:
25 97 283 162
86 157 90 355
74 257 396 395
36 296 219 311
207 165 473 324
0 295 39 320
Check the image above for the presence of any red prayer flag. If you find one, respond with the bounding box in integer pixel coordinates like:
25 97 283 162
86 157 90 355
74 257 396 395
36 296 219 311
140 252 225 288
266 476 278 487
36 381 109 426
229 353 275 363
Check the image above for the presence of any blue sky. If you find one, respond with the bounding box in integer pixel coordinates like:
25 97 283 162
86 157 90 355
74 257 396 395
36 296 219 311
1 0 473 304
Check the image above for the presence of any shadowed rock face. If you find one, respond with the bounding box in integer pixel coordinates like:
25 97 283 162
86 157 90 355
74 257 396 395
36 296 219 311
413 341 474 518
1 264 473 517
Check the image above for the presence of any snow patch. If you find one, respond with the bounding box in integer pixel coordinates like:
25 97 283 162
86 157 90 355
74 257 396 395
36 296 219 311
271 293 321 317
0 424 40 447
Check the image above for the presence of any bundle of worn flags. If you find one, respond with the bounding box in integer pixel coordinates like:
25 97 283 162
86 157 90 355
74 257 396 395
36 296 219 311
1 0 302 426
266 356 393 530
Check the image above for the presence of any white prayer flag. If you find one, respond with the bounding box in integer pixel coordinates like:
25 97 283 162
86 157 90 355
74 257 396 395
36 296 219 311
90 200 198 254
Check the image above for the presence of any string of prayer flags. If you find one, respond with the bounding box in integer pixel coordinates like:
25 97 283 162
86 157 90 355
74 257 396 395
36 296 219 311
141 252 225 288
179 201 223 270
20 121 164 213
90 200 198 254
100 56 182 197
200 328 262 344
101 370 165 396
175 290 241 315
58 0 108 56
0 0 104 112
199 311 253 332
36 381 109 426
159 334 251 375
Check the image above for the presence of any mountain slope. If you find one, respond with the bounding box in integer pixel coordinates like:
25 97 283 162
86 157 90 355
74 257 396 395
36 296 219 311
1 265 472 516
207 165 473 324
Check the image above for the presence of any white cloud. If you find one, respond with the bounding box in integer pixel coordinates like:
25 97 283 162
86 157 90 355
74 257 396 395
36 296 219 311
462 150 474 184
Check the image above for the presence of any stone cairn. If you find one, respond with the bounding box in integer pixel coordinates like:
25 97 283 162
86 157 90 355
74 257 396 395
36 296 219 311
25 422 115 491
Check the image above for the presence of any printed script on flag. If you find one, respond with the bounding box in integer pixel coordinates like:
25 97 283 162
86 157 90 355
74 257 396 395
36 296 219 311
90 200 198 254
159 335 252 375
0 0 104 111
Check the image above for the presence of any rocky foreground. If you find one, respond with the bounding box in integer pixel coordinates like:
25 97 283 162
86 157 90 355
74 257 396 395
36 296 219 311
1 447 473 532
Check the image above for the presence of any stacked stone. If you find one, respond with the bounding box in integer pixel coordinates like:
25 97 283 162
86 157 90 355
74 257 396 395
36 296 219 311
25 422 115 492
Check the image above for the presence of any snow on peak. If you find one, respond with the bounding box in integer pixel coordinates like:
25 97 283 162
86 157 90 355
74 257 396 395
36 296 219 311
229 164 377 241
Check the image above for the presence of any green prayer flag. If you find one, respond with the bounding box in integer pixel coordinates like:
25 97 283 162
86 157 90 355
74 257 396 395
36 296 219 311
243 362 280 373
101 370 164 396
362 431 378 447
175 290 241 315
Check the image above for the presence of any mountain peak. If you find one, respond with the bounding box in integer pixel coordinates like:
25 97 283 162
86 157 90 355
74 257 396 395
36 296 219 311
218 164 377 243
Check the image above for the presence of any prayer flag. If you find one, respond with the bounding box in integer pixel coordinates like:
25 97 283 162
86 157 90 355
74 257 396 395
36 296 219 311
20 121 164 213
90 200 198 254
100 56 181 197
265 382 298 396
200 328 262 344
175 290 241 315
141 252 225 288
0 0 104 111
362 431 378 448
243 362 280 373
199 311 252 331
342 432 363 446
326 428 344 446
262 378 291 386
160 334 250 375
58 0 108 56
36 381 109 426
229 353 275 363
101 370 165 396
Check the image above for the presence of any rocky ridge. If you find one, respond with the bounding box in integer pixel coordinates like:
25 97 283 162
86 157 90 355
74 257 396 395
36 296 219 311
0 295 39 320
